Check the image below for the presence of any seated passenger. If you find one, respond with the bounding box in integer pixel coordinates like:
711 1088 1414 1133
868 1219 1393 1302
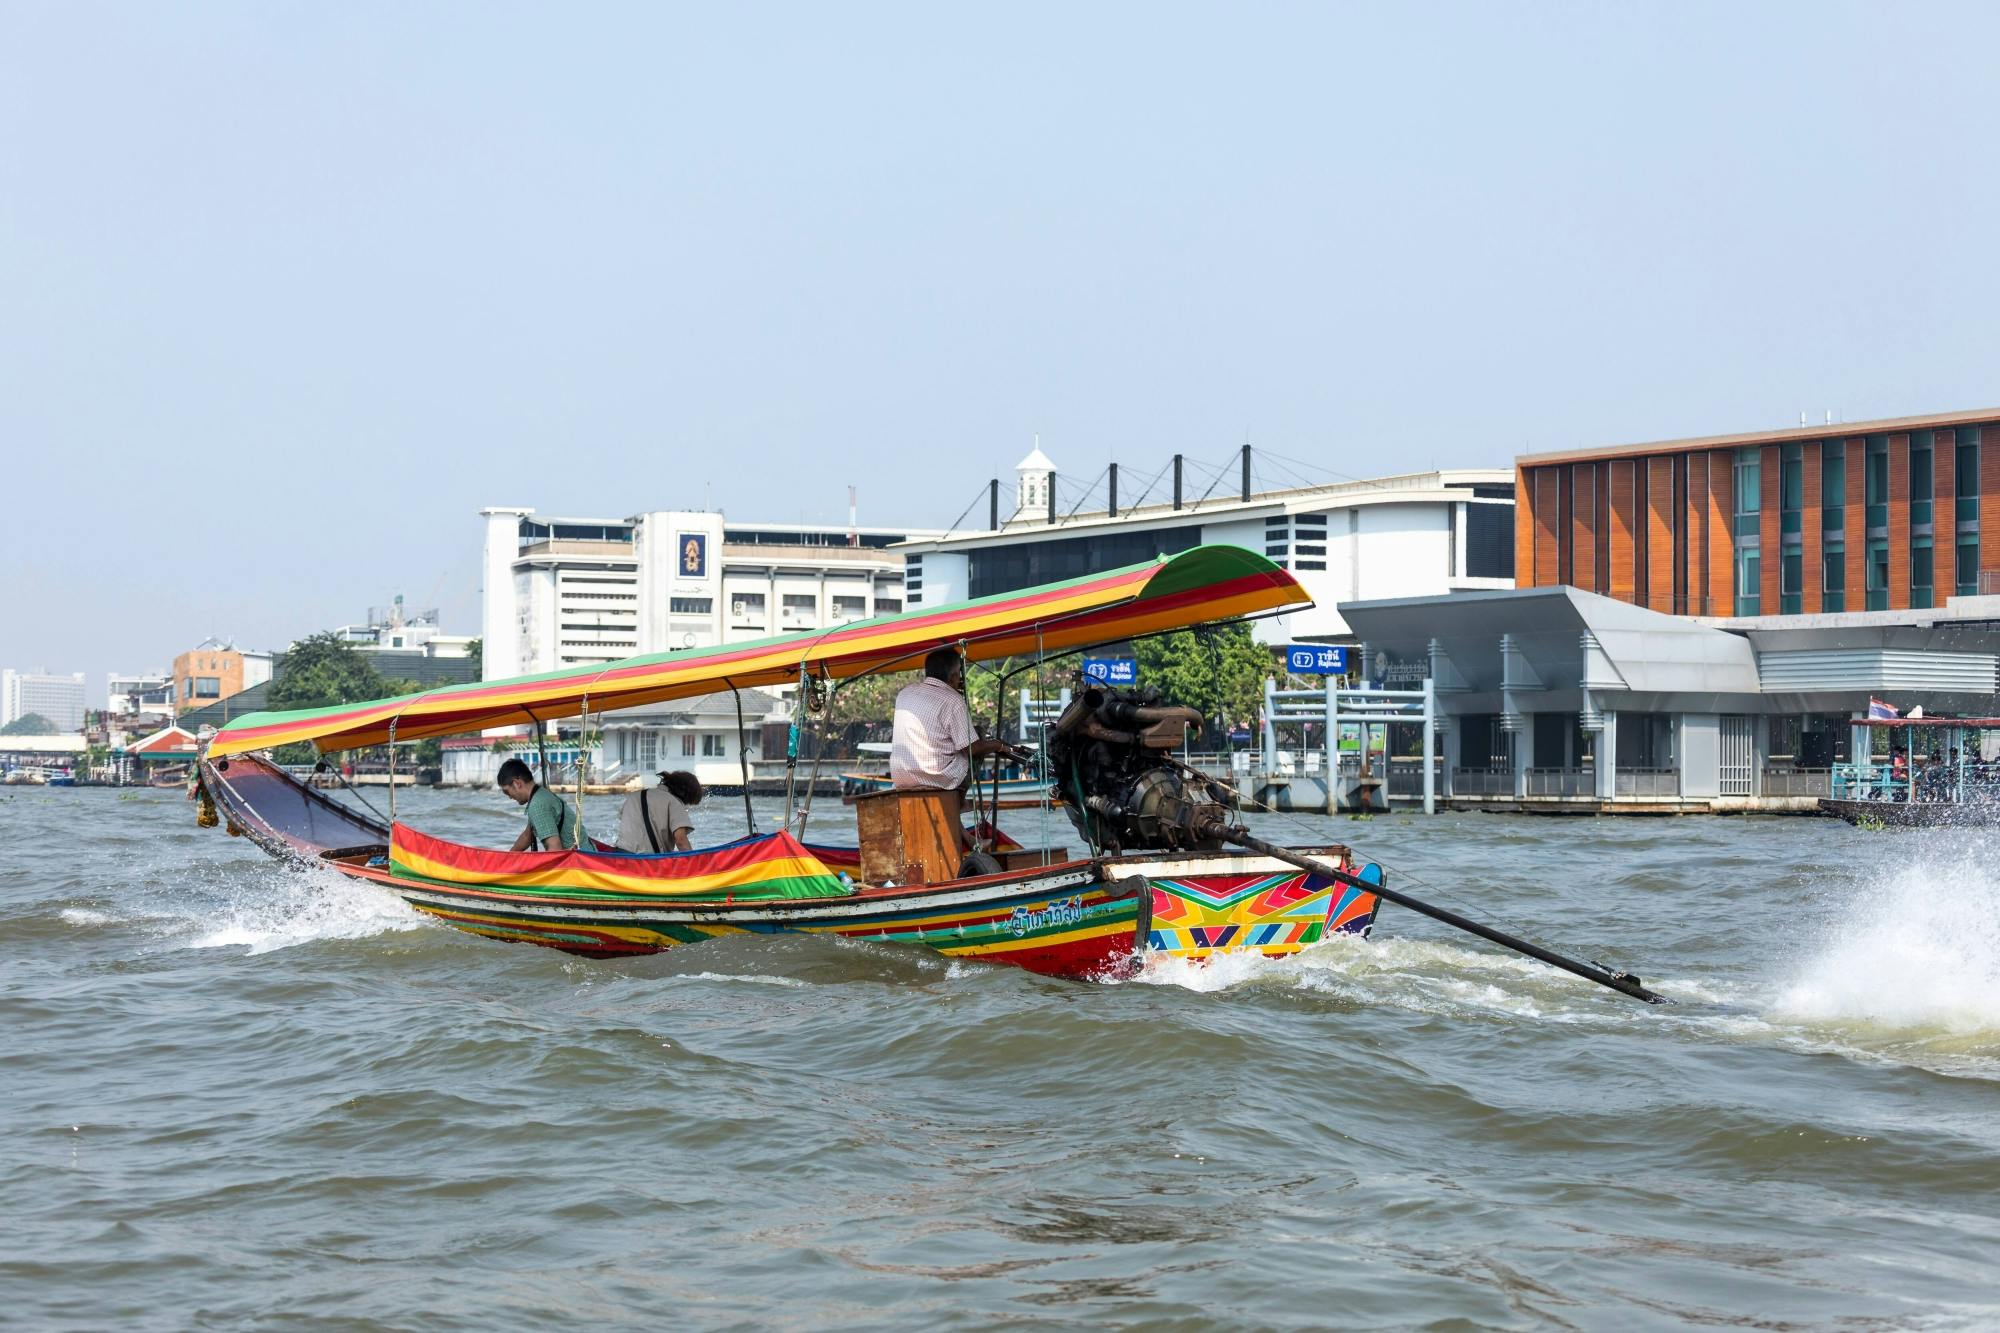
616 770 703 853
498 757 579 851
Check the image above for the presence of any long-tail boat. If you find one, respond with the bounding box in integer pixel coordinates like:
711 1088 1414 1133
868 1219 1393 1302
197 547 1386 981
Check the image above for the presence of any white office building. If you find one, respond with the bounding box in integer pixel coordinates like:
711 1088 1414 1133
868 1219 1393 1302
3 669 88 732
897 447 1516 643
106 671 175 717
331 597 475 658
480 508 944 681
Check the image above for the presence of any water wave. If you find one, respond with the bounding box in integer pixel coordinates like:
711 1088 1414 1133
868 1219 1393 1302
179 867 426 954
1772 839 2000 1042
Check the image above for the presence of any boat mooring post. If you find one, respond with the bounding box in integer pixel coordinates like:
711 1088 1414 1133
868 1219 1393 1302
1323 675 1338 816
1422 675 1436 815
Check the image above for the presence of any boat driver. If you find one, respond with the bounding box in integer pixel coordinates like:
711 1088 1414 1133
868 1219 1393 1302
497 757 580 851
890 647 1012 850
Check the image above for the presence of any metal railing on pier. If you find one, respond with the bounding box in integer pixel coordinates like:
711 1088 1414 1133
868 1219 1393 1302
1614 768 1679 798
1760 767 1831 798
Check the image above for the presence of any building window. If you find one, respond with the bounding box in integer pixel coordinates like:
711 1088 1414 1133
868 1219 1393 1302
194 677 221 698
1780 444 1803 536
1780 549 1802 615
682 734 697 756
1911 437 1934 529
781 594 817 623
1959 539 1980 597
702 733 724 757
875 598 902 614
1957 438 1981 524
1295 560 1327 570
730 593 766 618
1911 540 1933 609
1865 440 1888 532
1733 447 1761 538
1822 547 1845 613
966 529 1202 599
1465 503 1514 579
670 597 712 615
1264 543 1289 557
1866 540 1889 610
1820 439 1845 523
1734 547 1760 617
831 596 867 621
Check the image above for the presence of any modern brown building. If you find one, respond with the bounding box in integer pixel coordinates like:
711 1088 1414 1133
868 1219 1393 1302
1515 408 2000 617
172 639 273 718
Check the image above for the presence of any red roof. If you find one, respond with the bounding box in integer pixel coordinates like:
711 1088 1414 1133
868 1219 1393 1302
129 726 198 756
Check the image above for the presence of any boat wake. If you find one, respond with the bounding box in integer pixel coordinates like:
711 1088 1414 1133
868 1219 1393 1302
1771 840 2000 1044
181 866 426 955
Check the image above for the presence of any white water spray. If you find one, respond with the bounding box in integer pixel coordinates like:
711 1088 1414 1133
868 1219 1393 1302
1773 839 2000 1039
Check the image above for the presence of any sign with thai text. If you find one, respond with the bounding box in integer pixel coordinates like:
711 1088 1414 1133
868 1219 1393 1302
1285 645 1350 675
1082 657 1138 686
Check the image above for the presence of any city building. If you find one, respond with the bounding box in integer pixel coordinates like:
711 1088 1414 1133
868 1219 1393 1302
172 640 273 718
1290 407 2000 813
896 446 1515 642
106 671 175 719
1513 407 2000 617
2 668 88 732
332 596 475 657
479 508 942 680
1338 584 2000 813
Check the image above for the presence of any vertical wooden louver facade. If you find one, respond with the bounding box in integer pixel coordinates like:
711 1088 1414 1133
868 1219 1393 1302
1514 409 2000 615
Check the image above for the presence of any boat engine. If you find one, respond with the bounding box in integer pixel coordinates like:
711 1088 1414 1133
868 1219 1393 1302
1043 686 1234 853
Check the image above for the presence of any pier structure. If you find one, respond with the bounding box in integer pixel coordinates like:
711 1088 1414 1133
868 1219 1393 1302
1337 584 2000 815
1256 678 1437 814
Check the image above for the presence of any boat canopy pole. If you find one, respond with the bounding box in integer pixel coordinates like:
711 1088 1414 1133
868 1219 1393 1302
521 705 548 785
730 682 756 835
574 695 589 848
784 666 805 833
1212 819 1669 1005
387 719 397 825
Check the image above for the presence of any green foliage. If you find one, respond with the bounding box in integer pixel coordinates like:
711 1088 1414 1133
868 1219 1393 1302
1133 623 1276 739
464 638 483 678
0 712 60 736
269 633 393 712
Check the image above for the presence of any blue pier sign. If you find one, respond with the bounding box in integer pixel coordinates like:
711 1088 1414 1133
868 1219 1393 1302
1082 657 1138 686
1285 644 1350 676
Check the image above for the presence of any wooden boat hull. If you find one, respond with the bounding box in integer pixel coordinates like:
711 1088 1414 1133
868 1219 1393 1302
1818 797 2000 828
199 755 1380 979
334 855 1145 975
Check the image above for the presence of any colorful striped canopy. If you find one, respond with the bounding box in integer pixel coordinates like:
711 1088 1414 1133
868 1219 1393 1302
205 544 1308 759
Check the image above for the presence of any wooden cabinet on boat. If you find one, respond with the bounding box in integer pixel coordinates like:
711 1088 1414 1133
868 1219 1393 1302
853 788 961 886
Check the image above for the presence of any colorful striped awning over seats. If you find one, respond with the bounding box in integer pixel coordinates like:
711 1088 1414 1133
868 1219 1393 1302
205 544 1309 759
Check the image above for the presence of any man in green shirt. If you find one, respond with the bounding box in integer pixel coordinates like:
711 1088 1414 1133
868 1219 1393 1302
497 757 578 851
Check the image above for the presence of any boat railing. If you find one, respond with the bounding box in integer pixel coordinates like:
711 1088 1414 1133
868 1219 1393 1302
1760 766 1831 798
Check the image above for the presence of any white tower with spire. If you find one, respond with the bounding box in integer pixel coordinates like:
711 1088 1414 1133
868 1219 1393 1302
1014 438 1057 520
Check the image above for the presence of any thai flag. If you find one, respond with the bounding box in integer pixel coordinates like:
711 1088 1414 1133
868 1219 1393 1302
1868 697 1900 721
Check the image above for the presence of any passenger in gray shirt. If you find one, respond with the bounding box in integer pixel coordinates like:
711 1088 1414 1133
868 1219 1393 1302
616 771 703 853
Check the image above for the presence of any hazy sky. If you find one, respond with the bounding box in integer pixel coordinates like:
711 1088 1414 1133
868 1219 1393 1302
5 2 1997 697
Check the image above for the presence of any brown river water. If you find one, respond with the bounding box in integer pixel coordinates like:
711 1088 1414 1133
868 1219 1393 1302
5 785 1999 1329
